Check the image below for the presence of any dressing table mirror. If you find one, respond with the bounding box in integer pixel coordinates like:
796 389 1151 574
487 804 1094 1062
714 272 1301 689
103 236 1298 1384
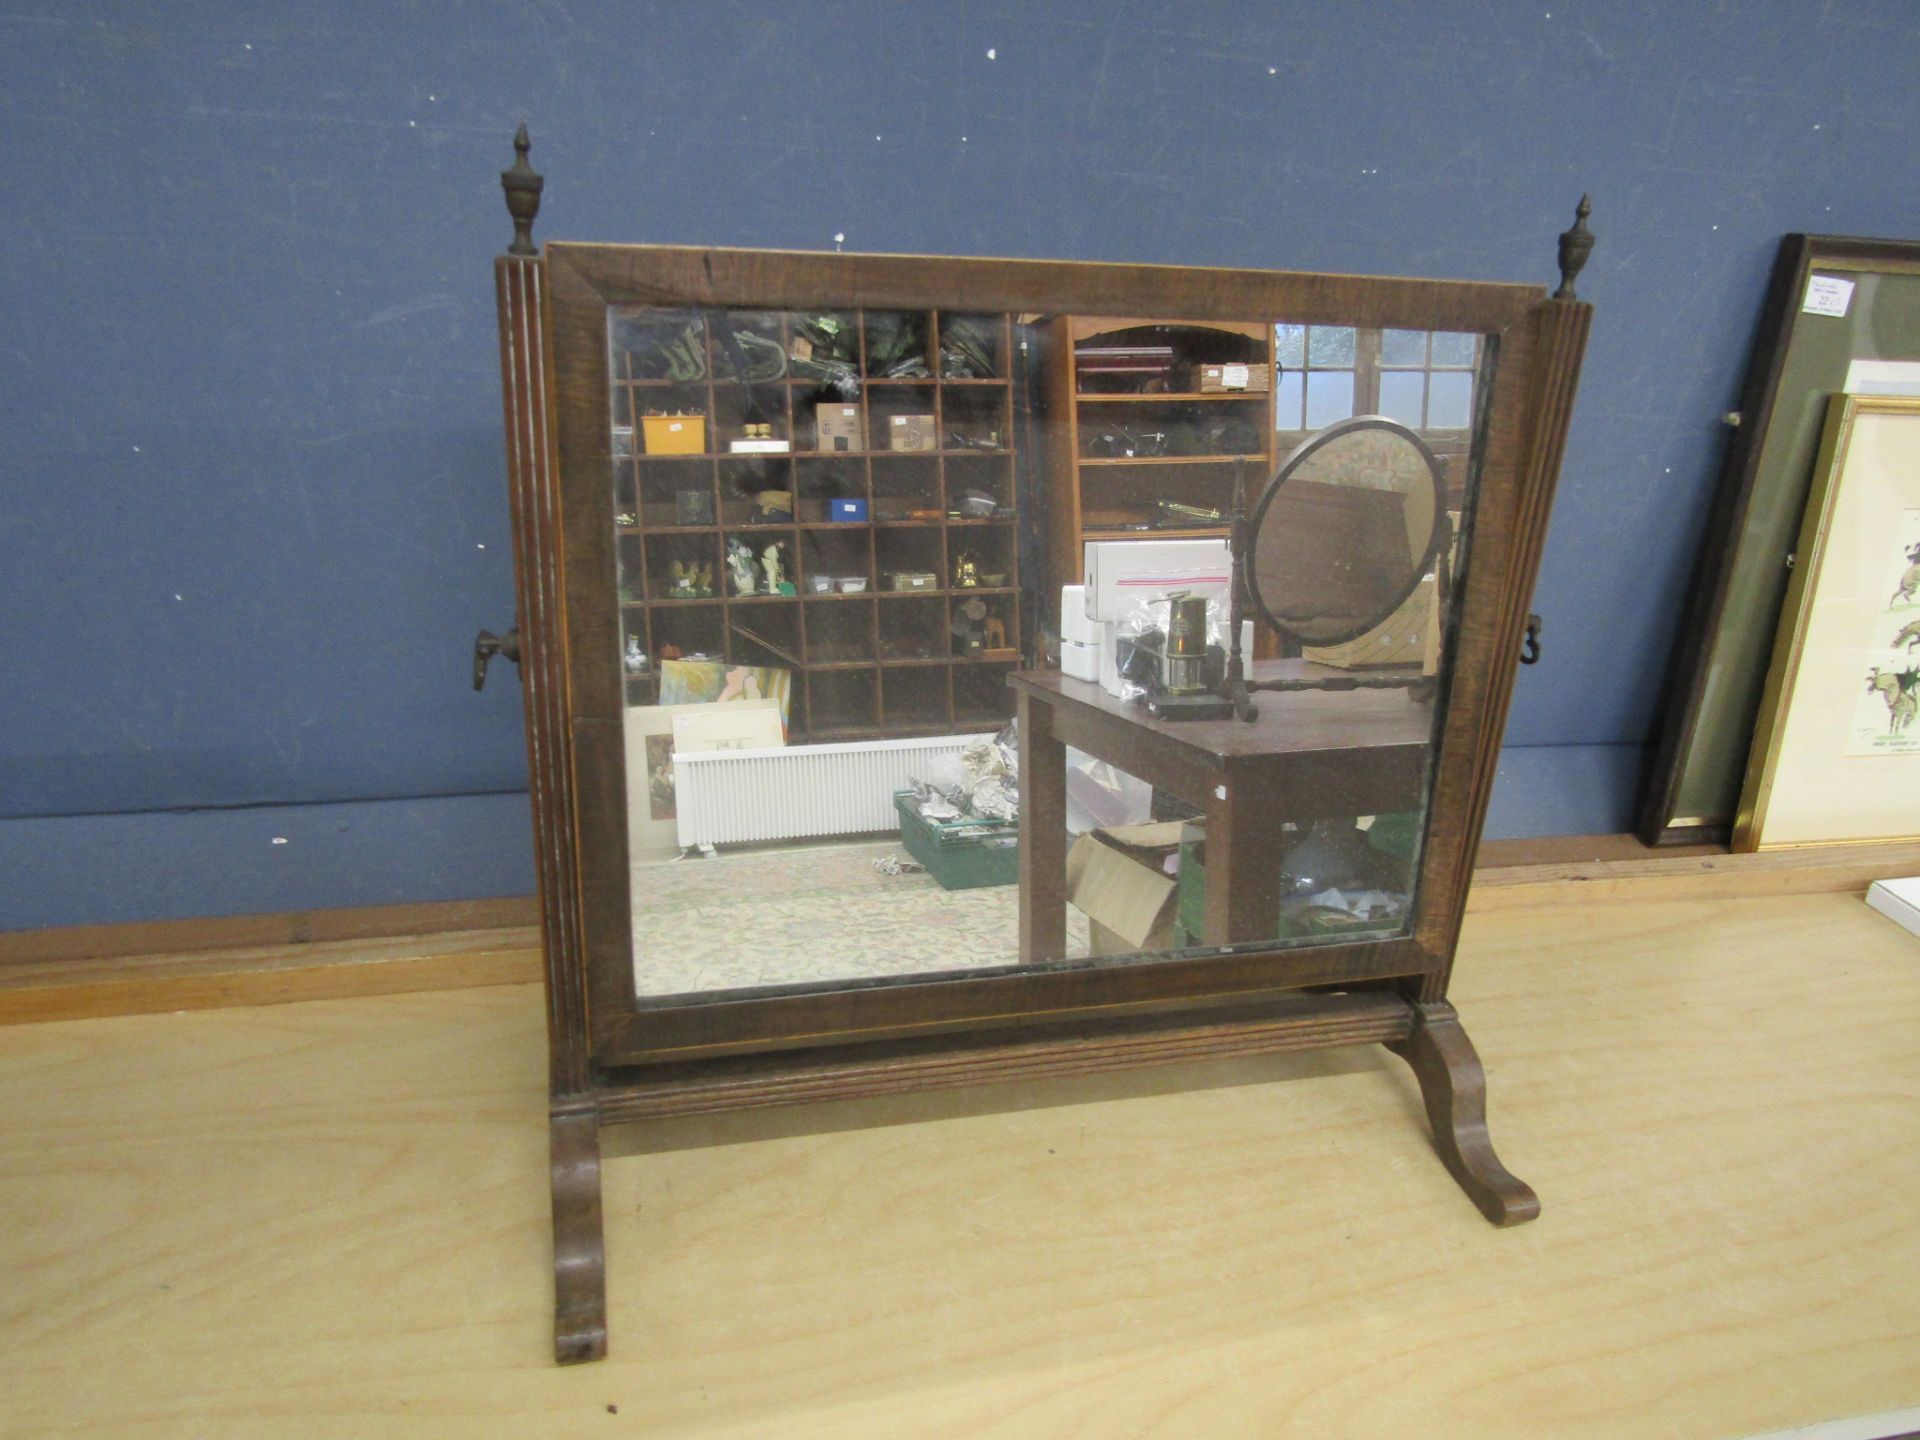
1246 417 1446 650
485 131 1593 1363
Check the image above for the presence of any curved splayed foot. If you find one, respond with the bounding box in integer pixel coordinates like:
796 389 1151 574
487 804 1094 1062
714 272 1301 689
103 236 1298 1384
1388 1002 1539 1227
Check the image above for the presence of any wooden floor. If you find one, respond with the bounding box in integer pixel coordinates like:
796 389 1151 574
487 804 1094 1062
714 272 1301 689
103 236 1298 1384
4 887 1920 1439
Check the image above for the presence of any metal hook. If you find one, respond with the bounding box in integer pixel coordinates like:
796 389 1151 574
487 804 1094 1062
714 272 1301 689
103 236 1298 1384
1520 613 1543 666
473 627 521 690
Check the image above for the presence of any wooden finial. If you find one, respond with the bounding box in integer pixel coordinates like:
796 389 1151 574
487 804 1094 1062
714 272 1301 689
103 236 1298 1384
501 122 544 257
1554 194 1594 300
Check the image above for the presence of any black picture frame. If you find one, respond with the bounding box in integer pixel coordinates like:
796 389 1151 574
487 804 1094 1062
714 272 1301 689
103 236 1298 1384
1639 234 1920 847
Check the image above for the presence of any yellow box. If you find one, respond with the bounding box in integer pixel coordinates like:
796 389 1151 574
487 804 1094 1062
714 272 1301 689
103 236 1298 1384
641 414 707 455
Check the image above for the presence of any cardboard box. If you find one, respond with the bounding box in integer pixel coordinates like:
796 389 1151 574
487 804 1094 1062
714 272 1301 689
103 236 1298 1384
888 413 938 452
815 403 865 452
1197 362 1272 393
1082 538 1232 625
829 497 869 522
1302 573 1438 672
1067 821 1188 955
641 414 706 455
1302 513 1453 675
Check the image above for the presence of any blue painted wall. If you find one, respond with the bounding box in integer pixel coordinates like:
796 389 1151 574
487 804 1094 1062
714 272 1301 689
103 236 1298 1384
5 2 1919 929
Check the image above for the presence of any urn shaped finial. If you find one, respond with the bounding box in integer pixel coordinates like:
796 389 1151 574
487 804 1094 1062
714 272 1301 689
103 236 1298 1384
1554 194 1594 301
502 123 544 257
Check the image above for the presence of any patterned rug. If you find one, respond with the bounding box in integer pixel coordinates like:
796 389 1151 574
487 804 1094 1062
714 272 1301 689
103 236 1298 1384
630 837 1090 996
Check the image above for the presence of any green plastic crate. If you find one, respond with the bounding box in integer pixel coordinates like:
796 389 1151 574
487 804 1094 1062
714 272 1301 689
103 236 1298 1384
895 791 1020 890
1176 834 1305 945
1175 828 1207 946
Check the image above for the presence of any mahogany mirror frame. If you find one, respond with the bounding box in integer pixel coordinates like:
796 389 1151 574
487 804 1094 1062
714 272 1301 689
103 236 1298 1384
493 144 1593 1364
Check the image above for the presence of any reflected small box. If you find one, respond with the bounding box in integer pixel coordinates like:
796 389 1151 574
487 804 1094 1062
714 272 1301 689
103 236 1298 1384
828 498 868 523
887 413 937 452
641 413 706 455
1069 822 1186 954
815 403 865 452
1197 363 1271 394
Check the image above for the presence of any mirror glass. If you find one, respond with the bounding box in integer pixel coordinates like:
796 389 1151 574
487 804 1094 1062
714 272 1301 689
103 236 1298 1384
1249 419 1443 645
602 303 1491 1002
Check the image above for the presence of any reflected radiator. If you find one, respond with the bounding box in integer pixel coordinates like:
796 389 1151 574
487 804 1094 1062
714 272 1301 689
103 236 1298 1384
674 733 997 849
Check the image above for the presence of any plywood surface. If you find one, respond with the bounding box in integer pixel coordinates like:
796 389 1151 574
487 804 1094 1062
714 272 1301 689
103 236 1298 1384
3 889 1920 1439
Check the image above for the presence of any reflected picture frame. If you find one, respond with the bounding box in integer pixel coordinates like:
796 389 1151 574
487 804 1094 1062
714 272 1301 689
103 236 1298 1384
621 698 784 859
1733 395 1920 850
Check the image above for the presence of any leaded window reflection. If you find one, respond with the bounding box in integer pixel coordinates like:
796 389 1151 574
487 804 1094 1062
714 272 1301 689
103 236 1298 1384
1277 324 1477 438
1275 323 1359 431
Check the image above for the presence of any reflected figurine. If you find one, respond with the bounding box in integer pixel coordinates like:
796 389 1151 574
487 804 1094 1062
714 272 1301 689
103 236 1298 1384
761 542 795 595
727 538 757 595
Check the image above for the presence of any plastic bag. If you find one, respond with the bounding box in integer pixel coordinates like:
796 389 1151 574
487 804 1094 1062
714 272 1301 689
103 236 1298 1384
1110 593 1240 706
1064 750 1152 835
908 722 1020 824
907 720 1149 835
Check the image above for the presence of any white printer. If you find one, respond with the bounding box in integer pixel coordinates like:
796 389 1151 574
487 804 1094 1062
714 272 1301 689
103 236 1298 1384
1065 538 1247 698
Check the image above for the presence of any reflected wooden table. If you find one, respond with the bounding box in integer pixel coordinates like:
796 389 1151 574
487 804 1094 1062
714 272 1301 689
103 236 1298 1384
1010 662 1432 960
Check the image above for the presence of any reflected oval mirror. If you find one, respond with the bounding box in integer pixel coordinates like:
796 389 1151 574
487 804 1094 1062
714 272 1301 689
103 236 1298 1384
1247 415 1445 646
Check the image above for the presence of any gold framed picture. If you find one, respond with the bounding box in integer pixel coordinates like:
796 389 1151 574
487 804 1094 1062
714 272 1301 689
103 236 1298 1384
1640 235 1920 847
1735 395 1920 849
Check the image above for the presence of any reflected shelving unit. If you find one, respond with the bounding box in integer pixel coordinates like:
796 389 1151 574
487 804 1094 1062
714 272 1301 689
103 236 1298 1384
608 307 1023 739
1039 317 1278 616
